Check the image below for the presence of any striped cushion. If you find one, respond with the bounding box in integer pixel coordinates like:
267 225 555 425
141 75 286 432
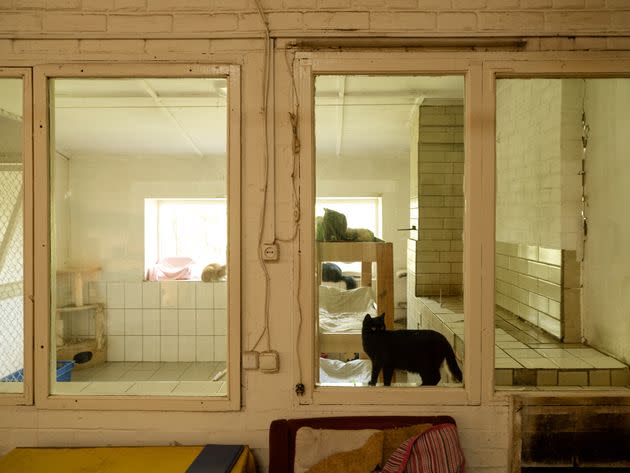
381 423 465 473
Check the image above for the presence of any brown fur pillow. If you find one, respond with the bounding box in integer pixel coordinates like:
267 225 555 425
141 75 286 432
381 423 433 464
305 431 384 473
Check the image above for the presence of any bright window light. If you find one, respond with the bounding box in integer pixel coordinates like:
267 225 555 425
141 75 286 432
315 197 382 238
315 196 382 273
145 198 227 280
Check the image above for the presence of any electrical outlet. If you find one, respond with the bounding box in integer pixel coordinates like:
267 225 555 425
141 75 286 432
242 350 259 370
262 244 279 261
259 350 279 373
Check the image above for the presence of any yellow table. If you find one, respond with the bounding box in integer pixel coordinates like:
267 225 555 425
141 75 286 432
0 445 256 473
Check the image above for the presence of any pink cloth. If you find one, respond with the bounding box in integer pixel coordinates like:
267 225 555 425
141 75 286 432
381 423 465 473
146 257 194 281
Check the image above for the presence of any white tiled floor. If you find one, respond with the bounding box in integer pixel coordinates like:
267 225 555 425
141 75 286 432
52 361 227 396
416 296 629 388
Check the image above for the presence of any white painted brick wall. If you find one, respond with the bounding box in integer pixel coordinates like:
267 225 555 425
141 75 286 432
0 4 629 473
0 0 628 36
415 103 464 297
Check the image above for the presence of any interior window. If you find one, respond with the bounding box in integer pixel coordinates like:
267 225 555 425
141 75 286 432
48 77 230 397
0 78 25 394
494 78 630 389
314 75 465 388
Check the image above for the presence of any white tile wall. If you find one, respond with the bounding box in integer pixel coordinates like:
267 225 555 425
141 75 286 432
178 310 196 336
107 282 125 308
107 309 124 335
124 309 142 336
91 281 227 362
142 282 160 308
124 282 142 308
107 335 124 361
196 309 213 336
178 336 196 362
214 282 227 309
125 336 142 361
196 284 213 309
160 336 178 362
142 336 160 362
142 309 160 335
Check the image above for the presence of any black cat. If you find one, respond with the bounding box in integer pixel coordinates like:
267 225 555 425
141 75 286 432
361 314 463 386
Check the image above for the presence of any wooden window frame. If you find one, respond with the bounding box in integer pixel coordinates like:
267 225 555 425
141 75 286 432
482 57 630 404
33 63 242 411
0 67 33 406
295 52 483 406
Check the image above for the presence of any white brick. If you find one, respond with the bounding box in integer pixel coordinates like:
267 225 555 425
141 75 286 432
114 0 147 11
14 0 45 8
172 13 237 32
521 0 552 7
43 13 106 31
486 0 519 7
387 0 418 8
304 11 369 30
417 0 452 8
46 0 81 9
267 12 303 29
611 11 630 29
552 0 585 7
82 0 114 11
452 0 486 9
147 0 210 10
283 0 315 7
370 12 435 31
351 0 387 8
80 39 145 53
145 38 211 52
109 14 171 32
13 38 79 52
479 12 545 31
212 0 254 11
317 0 350 7
437 12 477 31
544 11 612 31
607 0 630 7
0 13 41 31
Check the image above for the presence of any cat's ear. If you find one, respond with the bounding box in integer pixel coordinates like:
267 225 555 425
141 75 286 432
363 314 372 323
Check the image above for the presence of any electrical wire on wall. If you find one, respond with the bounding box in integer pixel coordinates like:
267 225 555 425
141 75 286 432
248 2 303 390
281 45 305 392
578 79 589 263
250 0 273 354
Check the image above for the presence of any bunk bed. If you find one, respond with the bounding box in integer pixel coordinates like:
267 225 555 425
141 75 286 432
316 241 394 355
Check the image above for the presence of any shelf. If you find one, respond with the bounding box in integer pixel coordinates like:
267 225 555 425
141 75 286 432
56 266 101 274
56 303 103 313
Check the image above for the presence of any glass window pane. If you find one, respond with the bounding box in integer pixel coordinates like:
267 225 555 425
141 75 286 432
0 78 24 394
495 78 630 389
315 75 465 388
49 78 229 397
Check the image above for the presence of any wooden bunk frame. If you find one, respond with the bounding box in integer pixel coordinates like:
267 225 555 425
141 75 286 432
316 241 394 354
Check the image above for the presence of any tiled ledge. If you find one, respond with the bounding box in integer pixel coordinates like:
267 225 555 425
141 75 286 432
410 296 629 388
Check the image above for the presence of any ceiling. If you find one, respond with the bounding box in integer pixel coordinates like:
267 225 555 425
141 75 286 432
0 75 464 163
315 75 464 160
52 78 228 160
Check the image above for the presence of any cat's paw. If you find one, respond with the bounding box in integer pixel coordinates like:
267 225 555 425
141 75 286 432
368 381 376 386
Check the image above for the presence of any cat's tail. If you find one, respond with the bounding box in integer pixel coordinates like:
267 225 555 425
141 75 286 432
445 346 463 382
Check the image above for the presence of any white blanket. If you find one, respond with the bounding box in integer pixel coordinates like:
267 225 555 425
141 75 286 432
319 357 372 385
318 285 376 334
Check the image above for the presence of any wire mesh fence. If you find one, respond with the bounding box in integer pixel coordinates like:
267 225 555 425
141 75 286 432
0 168 24 380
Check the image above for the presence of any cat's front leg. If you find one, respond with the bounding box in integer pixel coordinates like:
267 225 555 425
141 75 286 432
369 361 382 386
